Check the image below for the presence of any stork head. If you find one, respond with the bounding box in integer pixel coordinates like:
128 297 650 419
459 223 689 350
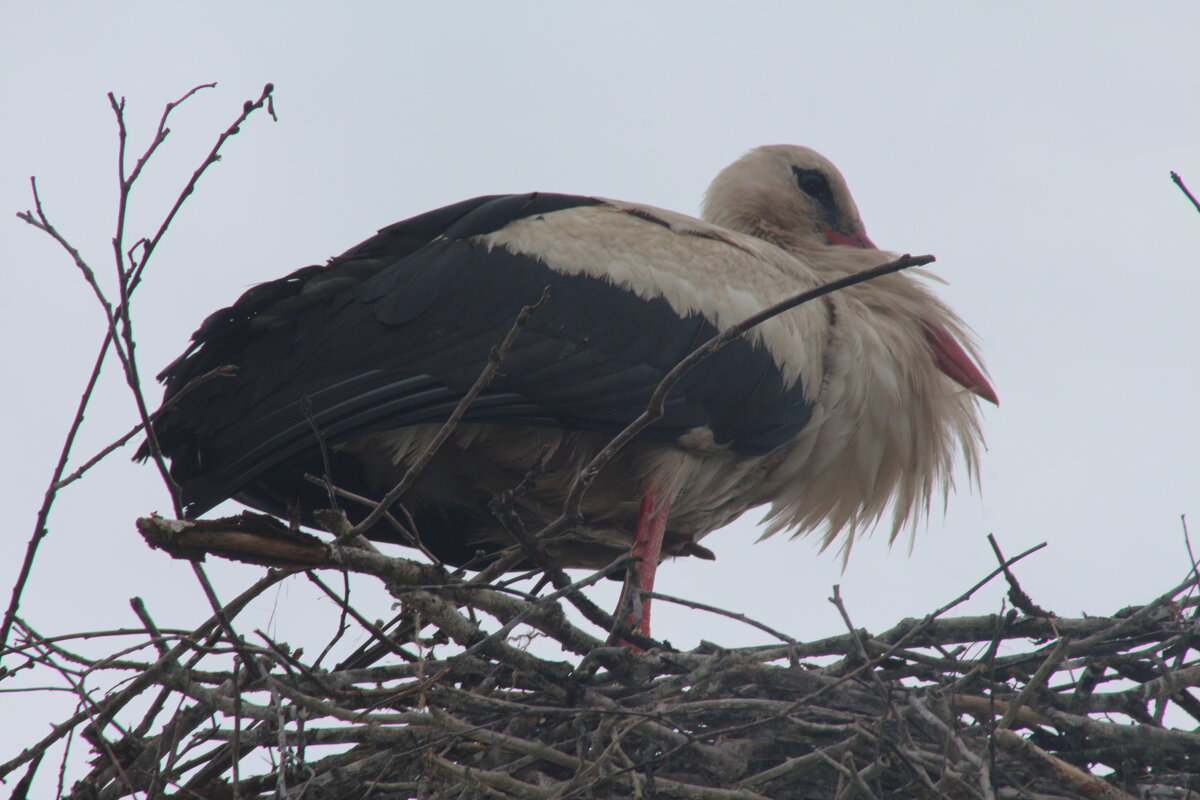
702 145 876 256
704 144 998 408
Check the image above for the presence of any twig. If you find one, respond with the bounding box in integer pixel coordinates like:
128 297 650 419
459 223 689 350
0 335 109 656
1182 514 1199 613
304 475 435 562
994 729 1138 800
643 590 799 647
1171 171 1200 215
0 571 288 780
489 488 654 651
129 598 169 658
306 572 418 664
53 365 236 493
125 83 276 293
308 571 355 670
342 286 550 542
302 396 340 511
879 540 1049 650
5 84 276 661
906 697 995 800
996 638 1068 730
987 533 1053 617
616 540 1049 774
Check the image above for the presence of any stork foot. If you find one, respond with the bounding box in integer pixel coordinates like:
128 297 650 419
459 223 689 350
616 482 672 645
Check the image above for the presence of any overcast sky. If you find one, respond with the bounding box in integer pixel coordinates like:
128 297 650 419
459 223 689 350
3 2 1198 790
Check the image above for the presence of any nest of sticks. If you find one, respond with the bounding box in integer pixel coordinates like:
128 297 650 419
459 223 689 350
5 512 1196 800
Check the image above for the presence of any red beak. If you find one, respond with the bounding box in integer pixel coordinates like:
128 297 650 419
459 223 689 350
824 228 877 249
923 324 998 405
823 227 995 404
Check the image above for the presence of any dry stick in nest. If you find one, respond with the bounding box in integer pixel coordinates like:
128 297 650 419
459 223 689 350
307 477 436 562
987 532 1053 618
994 729 1140 800
601 541 1053 784
377 558 634 705
488 487 643 653
641 590 800 647
996 638 1068 731
0 571 290 780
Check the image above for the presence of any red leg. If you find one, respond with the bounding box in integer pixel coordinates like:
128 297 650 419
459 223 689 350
617 480 672 641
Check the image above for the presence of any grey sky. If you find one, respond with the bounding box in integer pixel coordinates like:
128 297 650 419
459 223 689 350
2 3 1197 789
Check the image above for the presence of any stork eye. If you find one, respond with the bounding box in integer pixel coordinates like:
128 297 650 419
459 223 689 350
792 167 833 202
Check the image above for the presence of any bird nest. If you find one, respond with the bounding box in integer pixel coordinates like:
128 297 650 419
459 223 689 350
7 513 1197 800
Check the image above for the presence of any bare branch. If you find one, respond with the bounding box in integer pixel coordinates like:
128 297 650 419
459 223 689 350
5 85 276 660
1170 170 1200 215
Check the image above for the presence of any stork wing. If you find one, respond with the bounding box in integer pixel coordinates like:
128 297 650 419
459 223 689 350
148 193 815 516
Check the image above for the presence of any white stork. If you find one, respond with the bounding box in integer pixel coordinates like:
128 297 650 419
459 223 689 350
145 145 995 638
